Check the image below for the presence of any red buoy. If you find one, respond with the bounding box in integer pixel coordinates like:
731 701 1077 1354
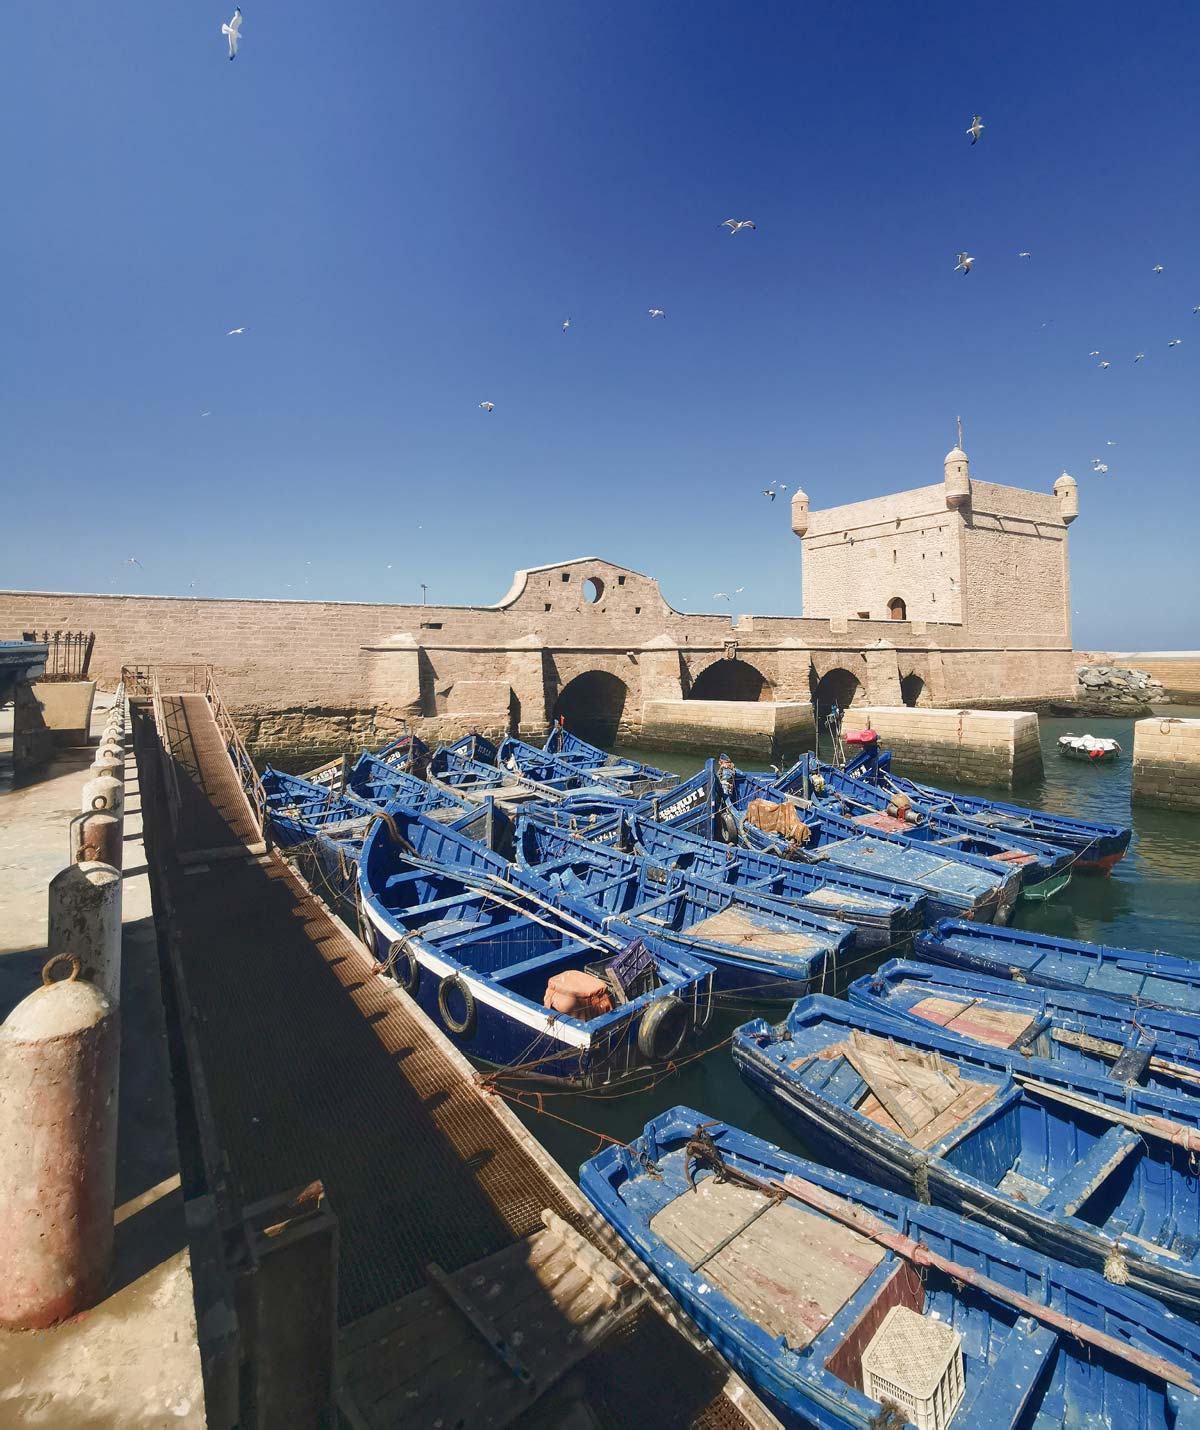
0 955 119 1329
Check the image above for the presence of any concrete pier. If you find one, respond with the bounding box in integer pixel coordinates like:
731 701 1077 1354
1133 717 1200 812
642 697 814 756
854 706 1044 787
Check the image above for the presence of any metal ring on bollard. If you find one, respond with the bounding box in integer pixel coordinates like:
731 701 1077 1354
42 953 82 986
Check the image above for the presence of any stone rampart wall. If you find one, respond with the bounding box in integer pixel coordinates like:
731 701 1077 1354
855 706 1044 788
1132 718 1200 812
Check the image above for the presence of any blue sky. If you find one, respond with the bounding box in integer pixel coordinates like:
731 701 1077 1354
4 1 1197 649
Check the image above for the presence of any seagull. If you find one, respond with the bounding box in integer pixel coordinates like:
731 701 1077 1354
1169 338 1182 347
1153 265 1165 274
648 308 666 319
1193 305 1200 314
125 556 142 567
200 411 211 417
712 592 731 601
954 253 974 274
1092 463 1109 474
562 319 570 332
721 220 757 235
1088 351 1100 357
1135 352 1145 362
966 115 984 144
762 488 776 501
1018 251 1032 259
226 327 246 336
479 401 495 412
1098 361 1111 369
734 587 745 594
778 483 788 491
222 7 242 60
1106 440 1117 446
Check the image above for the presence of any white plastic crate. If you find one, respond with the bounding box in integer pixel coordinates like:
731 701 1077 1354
861 1304 965 1430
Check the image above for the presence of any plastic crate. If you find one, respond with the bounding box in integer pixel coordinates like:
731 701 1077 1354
862 1305 965 1430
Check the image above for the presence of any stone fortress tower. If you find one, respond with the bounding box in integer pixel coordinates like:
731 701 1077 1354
791 423 1078 647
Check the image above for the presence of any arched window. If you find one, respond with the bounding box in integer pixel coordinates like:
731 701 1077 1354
887 598 907 621
900 673 925 707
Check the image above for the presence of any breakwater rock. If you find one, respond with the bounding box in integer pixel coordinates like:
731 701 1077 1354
1076 664 1168 707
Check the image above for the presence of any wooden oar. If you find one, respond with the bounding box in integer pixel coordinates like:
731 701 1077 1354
1013 1074 1200 1154
779 1172 1198 1393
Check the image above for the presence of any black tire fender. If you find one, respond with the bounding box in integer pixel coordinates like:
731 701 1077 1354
637 995 688 1062
388 940 421 994
437 974 478 1040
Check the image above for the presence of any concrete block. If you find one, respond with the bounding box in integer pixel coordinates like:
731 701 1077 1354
1133 719 1200 812
29 680 97 744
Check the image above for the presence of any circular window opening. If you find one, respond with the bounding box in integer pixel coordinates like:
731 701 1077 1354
583 577 605 604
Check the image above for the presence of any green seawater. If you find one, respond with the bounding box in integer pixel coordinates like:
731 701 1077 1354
508 712 1200 1177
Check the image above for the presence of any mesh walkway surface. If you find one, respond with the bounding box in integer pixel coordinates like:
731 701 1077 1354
163 693 263 861
168 851 584 1325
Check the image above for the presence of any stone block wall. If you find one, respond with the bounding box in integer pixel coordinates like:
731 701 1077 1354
1132 718 1200 813
641 700 815 758
855 706 1044 788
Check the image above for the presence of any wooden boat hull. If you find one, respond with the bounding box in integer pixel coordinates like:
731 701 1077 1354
583 1107 1200 1429
915 920 1200 1017
850 957 1200 1098
357 808 716 1087
843 742 1133 871
733 995 1200 1316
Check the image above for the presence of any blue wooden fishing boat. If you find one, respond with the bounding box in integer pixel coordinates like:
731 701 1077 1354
620 813 926 950
583 1107 1200 1430
775 754 1071 887
300 730 429 788
345 751 475 817
543 718 676 789
734 994 1200 1315
427 743 563 811
843 733 1133 871
680 760 1022 924
357 807 715 1086
262 766 378 847
916 920 1200 1016
497 735 635 797
850 958 1200 1097
514 815 855 998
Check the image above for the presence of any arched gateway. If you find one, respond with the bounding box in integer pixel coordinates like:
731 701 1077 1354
551 671 628 746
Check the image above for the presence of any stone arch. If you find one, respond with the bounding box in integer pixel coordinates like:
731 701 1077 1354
887 597 907 621
810 666 861 719
900 672 925 707
687 657 773 702
551 670 628 747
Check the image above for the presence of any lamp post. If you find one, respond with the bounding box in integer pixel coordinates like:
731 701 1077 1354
420 584 427 606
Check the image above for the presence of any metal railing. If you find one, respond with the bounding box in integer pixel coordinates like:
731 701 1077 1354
204 666 267 839
149 670 183 838
27 629 95 682
121 663 208 697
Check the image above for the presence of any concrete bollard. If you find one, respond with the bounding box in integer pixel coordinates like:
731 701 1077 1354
48 862 122 1003
92 752 124 783
82 773 123 816
76 813 123 872
0 955 119 1329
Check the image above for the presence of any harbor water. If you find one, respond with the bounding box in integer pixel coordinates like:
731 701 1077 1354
508 712 1200 1177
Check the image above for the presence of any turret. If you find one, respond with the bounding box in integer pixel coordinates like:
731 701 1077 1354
944 443 970 510
1053 471 1078 524
790 487 809 537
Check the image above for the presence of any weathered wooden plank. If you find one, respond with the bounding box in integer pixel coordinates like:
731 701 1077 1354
911 1079 1000 1150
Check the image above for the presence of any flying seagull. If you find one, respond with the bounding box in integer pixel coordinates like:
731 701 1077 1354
226 327 246 336
1135 352 1145 362
734 587 745 594
222 7 242 60
200 411 211 417
762 488 776 501
1098 361 1111 369
1088 350 1101 357
1153 265 1165 274
712 592 731 601
1092 463 1109 474
1169 338 1182 347
125 556 142 567
721 220 757 235
479 401 495 412
954 253 974 274
1193 305 1200 314
648 308 666 318
778 483 788 491
1018 251 1032 259
1106 440 1117 446
966 115 984 144
562 319 570 331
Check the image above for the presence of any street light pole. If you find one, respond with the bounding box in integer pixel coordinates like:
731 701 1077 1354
420 583 428 606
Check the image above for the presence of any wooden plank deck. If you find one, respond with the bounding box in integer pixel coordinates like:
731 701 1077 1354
650 1178 884 1350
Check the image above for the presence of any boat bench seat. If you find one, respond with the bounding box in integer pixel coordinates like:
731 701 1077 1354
491 943 598 985
961 1320 1058 1425
1042 1126 1141 1216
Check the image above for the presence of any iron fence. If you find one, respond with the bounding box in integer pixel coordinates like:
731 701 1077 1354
25 629 94 682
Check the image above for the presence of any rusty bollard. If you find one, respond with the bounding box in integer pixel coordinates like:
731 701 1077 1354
48 861 121 1003
75 812 123 872
0 956 119 1329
